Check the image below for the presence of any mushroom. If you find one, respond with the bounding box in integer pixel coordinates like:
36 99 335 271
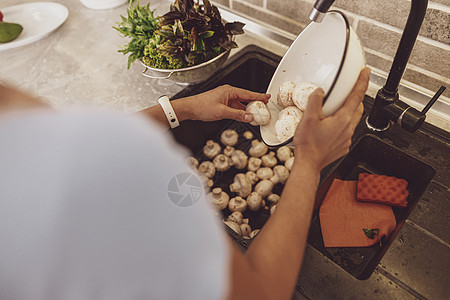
292 82 319 111
255 179 274 197
242 218 249 224
213 154 232 172
243 236 251 240
247 192 263 211
256 167 273 180
246 101 271 126
278 106 303 121
267 193 280 204
248 157 262 172
207 188 229 210
223 146 235 157
261 152 277 168
275 115 299 142
276 146 293 162
199 175 213 188
230 173 252 197
228 196 248 212
277 81 296 107
245 171 258 185
250 229 260 238
227 211 244 225
186 156 199 170
220 129 239 146
224 220 242 235
240 223 252 236
198 161 215 178
203 140 221 159
270 204 277 215
231 150 248 169
270 165 290 184
285 156 295 171
243 131 253 140
249 140 268 158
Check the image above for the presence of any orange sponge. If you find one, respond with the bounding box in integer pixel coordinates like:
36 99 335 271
357 173 409 207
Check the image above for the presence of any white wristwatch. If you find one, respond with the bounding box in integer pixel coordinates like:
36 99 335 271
158 95 180 129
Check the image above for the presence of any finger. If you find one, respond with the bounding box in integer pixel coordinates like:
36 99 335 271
336 67 371 117
303 88 325 119
227 85 271 104
221 105 253 123
229 100 247 110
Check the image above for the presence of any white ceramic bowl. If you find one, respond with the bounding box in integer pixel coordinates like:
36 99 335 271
260 11 366 147
79 0 127 10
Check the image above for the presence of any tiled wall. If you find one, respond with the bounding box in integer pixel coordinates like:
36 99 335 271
213 0 450 99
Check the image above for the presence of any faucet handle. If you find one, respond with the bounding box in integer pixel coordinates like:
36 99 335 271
399 86 446 133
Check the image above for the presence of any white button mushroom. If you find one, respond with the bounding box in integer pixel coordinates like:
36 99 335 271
250 229 260 238
256 167 273 180
186 156 199 170
240 223 252 236
227 211 244 225
267 193 280 204
223 145 235 157
203 140 221 159
228 196 248 212
292 82 319 111
246 101 271 126
278 106 303 121
245 171 259 185
249 140 268 158
276 146 293 162
270 165 290 184
261 151 277 168
247 192 263 211
231 150 248 170
285 156 295 171
243 131 253 140
207 188 229 210
229 173 252 197
248 157 262 172
270 204 277 215
220 129 239 146
255 179 274 198
224 220 242 235
277 81 296 107
198 161 215 178
275 115 299 142
213 154 232 172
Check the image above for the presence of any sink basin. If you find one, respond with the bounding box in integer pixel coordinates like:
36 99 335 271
170 45 436 279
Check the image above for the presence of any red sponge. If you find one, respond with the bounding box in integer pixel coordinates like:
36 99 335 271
357 173 409 207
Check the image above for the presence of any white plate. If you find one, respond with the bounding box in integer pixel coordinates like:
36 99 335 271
0 2 69 51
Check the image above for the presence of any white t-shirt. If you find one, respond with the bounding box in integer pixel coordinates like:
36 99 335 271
0 110 229 300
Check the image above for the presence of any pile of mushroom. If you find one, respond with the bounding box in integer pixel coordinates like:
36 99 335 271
185 128 296 240
275 81 320 142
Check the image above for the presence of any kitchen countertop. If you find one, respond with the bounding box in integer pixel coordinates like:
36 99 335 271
1 1 449 300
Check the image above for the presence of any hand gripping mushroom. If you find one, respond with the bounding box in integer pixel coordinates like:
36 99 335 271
231 150 248 170
186 156 199 170
203 140 221 159
220 129 239 146
256 167 273 180
248 157 262 172
224 220 242 235
198 161 215 178
247 192 263 211
249 140 268 158
277 81 296 107
276 146 293 163
207 188 229 210
227 211 244 224
285 156 295 171
246 101 271 126
245 171 258 185
270 165 290 184
223 146 235 157
228 196 248 212
261 151 277 168
229 173 252 197
255 179 274 198
213 154 232 172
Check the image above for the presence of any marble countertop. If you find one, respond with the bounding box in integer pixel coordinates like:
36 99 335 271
0 0 287 114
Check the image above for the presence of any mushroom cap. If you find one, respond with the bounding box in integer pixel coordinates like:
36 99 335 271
213 154 232 172
186 156 199 169
203 140 221 159
275 115 299 142
249 140 268 157
285 156 295 171
277 81 296 107
208 187 229 210
270 204 277 215
246 101 271 126
231 150 248 170
250 229 260 238
278 106 303 121
198 161 215 178
245 171 259 185
276 146 293 162
228 196 248 212
271 165 290 184
247 192 263 211
223 146 235 157
220 129 239 146
229 173 252 197
227 211 244 225
243 131 253 140
267 193 280 204
292 82 319 111
255 179 274 197
240 223 252 236
248 157 262 172
261 151 277 168
256 167 273 180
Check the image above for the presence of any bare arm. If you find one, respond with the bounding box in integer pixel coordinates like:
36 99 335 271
224 68 371 300
0 85 48 115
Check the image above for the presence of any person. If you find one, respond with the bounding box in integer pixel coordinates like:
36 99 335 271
0 68 370 300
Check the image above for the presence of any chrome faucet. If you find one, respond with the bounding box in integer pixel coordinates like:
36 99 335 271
309 0 445 132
